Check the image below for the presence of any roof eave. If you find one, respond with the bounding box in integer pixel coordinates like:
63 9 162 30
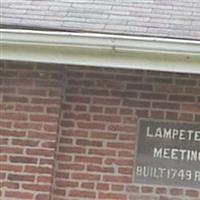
1 29 200 74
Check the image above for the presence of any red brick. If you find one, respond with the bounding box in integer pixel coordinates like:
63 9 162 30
60 120 75 128
59 137 73 144
12 139 39 146
119 134 133 141
156 187 167 194
37 176 52 183
116 74 142 82
142 186 154 193
0 112 28 121
18 88 46 96
41 141 55 148
107 142 134 150
0 155 7 162
87 165 114 173
166 111 178 120
56 154 72 162
16 104 44 112
146 77 173 84
71 173 100 181
91 131 117 140
120 108 133 115
28 131 56 140
77 121 105 130
10 156 38 164
123 99 150 108
152 102 180 110
1 164 23 172
182 103 200 113
56 172 69 179
185 86 200 95
111 184 124 191
22 183 50 192
76 139 102 147
62 130 87 137
59 146 85 154
43 124 58 132
0 87 16 94
136 109 149 118
1 182 19 189
81 182 94 189
56 180 78 188
82 88 109 96
105 158 133 166
88 148 116 156
185 190 199 197
179 113 193 121
103 175 131 183
127 83 153 91
5 191 33 199
3 95 28 103
49 89 62 96
26 148 54 157
108 125 134 133
31 97 60 105
0 121 12 128
170 188 183 196
118 167 132 175
86 72 114 79
93 97 120 105
35 80 61 88
8 174 35 182
14 122 42 130
0 172 6 179
53 188 66 196
0 138 8 145
24 166 52 174
89 105 103 113
175 79 196 86
69 190 96 198
118 150 133 157
99 192 127 200
63 112 91 121
30 114 57 122
4 79 34 86
126 185 139 193
97 183 109 191
75 155 102 164
0 146 23 154
47 106 60 114
169 95 195 102
0 129 26 137
36 194 50 200
150 110 164 119
40 158 54 165
96 79 123 89
93 114 121 123
111 90 138 98
67 96 90 103
58 163 84 171
74 105 87 111
140 92 167 100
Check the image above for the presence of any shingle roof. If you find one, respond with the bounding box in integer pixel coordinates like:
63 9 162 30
1 0 200 40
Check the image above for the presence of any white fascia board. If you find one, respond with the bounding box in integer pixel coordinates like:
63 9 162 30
1 29 200 74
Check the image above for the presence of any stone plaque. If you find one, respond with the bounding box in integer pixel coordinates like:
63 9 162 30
134 119 200 188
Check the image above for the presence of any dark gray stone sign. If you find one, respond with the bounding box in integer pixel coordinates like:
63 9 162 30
135 119 200 188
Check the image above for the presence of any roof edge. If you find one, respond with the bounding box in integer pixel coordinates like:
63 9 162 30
1 29 200 74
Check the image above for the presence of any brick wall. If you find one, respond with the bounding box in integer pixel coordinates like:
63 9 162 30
1 61 200 200
0 61 64 200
